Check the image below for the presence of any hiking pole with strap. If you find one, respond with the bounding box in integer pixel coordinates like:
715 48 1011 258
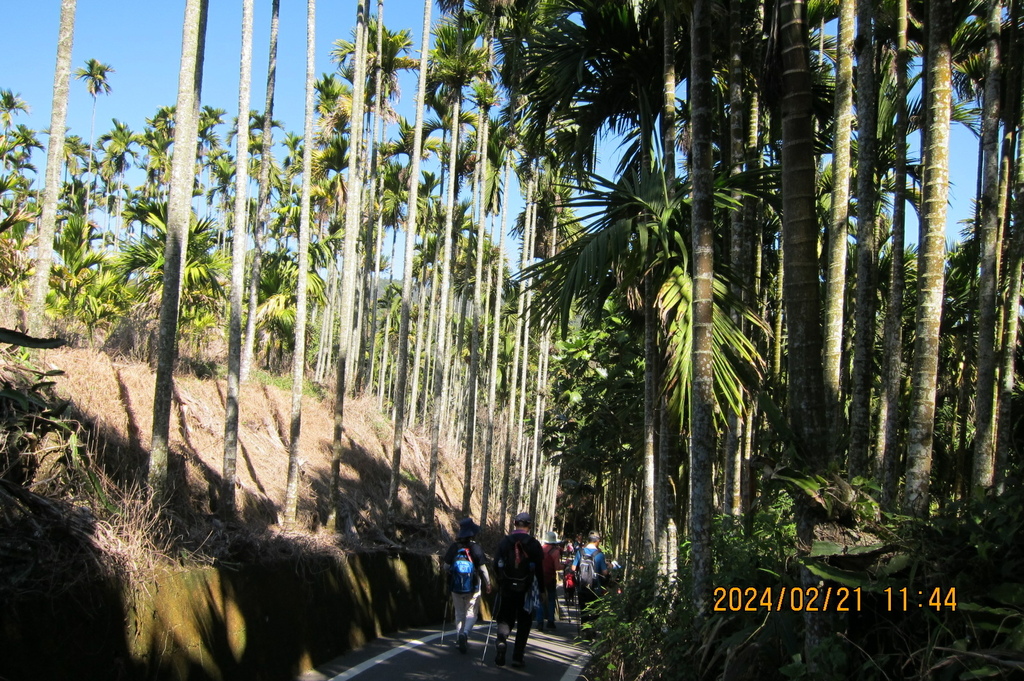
483 589 501 661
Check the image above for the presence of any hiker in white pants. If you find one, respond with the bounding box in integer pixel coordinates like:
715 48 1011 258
443 518 493 653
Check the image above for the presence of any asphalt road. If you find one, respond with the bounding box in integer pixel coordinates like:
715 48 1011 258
296 617 591 680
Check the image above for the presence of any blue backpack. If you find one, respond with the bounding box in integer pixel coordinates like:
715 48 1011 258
450 547 476 594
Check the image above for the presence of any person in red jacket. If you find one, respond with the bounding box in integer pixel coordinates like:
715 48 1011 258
535 531 562 631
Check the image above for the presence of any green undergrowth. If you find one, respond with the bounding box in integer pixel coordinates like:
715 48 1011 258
586 489 1024 680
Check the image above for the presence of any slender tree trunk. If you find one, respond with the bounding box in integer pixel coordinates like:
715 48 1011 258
427 90 464 524
222 0 254 519
388 0 433 516
462 87 492 517
481 160 509 529
282 0 316 529
690 0 716 616
973 0 1003 492
362 0 387 394
777 0 830 661
823 0 854 460
28 0 77 335
877 0 909 510
241 0 280 383
905 0 952 518
148 0 208 500
849 0 879 479
997 62 1024 490
330 0 370 530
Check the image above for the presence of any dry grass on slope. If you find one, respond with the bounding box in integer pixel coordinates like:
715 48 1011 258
38 347 470 555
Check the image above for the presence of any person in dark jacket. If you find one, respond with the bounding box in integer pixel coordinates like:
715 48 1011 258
443 518 492 653
491 511 545 667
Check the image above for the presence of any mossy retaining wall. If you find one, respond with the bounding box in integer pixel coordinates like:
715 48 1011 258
0 552 446 681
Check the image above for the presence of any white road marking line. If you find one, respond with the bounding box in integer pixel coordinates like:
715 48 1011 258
326 632 445 680
559 650 591 681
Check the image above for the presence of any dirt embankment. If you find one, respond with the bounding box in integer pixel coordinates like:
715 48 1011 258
44 346 472 542
0 346 481 680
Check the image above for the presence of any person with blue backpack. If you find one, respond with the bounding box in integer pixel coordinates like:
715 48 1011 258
443 518 492 653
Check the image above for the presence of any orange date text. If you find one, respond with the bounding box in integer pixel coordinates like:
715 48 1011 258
711 586 863 612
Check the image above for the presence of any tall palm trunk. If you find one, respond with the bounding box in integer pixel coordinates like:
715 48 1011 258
905 0 952 518
241 0 281 383
481 157 512 528
849 0 879 479
689 0 716 614
330 0 371 531
426 90 464 524
725 0 746 518
877 0 909 509
222 0 255 519
388 0 433 515
363 0 388 394
148 0 208 500
28 0 77 336
282 0 316 529
462 79 492 517
500 172 536 525
823 0 854 459
777 0 830 659
973 0 1003 492
996 0 1023 490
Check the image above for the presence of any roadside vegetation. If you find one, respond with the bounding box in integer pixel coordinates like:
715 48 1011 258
4 0 1024 678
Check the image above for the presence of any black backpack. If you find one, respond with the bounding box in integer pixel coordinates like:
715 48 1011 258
577 549 599 588
500 536 532 592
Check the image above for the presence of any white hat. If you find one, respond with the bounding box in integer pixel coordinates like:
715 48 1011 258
542 531 559 544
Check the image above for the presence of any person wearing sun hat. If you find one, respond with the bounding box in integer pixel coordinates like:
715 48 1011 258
535 530 562 631
443 517 492 653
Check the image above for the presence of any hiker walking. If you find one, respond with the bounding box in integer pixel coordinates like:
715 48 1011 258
443 518 492 653
492 511 545 667
536 530 562 631
573 531 610 639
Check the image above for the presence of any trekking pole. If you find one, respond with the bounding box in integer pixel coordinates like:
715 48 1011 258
441 595 451 643
483 589 501 661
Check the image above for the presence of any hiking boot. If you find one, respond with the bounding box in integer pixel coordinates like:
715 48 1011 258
547 620 556 631
511 654 525 667
458 633 467 653
495 640 507 666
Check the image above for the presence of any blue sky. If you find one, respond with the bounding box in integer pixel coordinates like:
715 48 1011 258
4 1 429 160
3 1 977 248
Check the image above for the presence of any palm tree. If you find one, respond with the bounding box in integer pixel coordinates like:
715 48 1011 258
424 14 488 524
387 0 435 517
148 0 209 500
73 58 114 217
877 0 910 509
904 0 952 518
823 0 854 460
222 0 255 520
116 202 228 336
689 0 716 611
848 0 880 480
774 0 830 661
972 0 1002 492
28 0 77 336
0 90 30 135
281 0 316 529
97 120 139 247
329 0 371 532
242 0 281 384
